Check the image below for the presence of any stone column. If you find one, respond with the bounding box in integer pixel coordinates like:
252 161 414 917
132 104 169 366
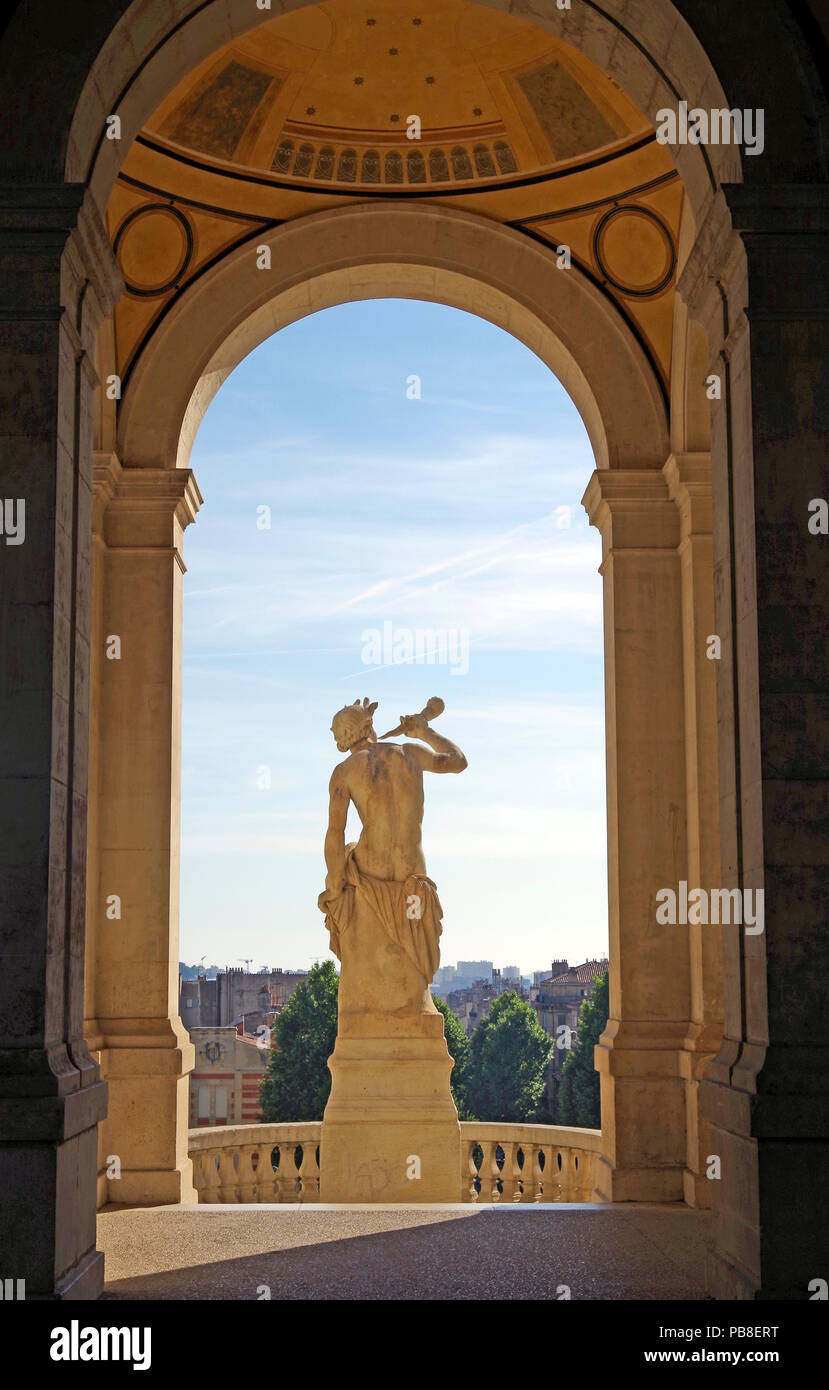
582 470 691 1202
664 454 724 1208
682 187 829 1298
84 457 201 1206
0 187 120 1296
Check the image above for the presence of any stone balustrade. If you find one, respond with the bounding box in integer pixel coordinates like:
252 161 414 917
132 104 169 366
460 1122 601 1203
189 1121 601 1204
190 1123 322 1204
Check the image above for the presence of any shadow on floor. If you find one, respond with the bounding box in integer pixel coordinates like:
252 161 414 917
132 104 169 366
101 1205 713 1301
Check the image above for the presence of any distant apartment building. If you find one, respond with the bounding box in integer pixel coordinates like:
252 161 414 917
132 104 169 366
432 960 495 995
445 980 498 1034
443 968 529 1035
189 1024 270 1128
457 960 493 984
529 958 609 1118
180 965 307 1033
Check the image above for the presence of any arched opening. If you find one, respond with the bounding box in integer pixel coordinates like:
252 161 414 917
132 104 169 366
177 296 610 1132
87 175 713 1221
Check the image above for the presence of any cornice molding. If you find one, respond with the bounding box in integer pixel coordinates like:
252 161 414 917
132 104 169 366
93 454 203 541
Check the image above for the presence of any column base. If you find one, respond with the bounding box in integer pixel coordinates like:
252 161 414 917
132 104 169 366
100 1166 197 1206
595 1021 689 1203
320 1017 462 1203
92 1020 197 1207
0 1070 107 1298
593 1155 685 1203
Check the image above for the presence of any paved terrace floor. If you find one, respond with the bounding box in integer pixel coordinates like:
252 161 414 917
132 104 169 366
99 1204 712 1300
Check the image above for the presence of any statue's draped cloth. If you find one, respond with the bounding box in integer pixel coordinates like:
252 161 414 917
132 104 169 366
318 842 443 985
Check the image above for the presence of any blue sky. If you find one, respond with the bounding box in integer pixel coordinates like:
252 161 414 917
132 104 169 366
180 298 608 977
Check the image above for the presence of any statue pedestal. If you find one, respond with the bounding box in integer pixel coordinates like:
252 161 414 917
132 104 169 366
320 1014 462 1203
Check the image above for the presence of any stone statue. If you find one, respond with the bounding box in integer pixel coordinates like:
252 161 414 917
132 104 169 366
317 696 468 1202
318 696 467 1019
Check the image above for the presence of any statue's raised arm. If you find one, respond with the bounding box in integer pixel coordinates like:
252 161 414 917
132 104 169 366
396 712 467 774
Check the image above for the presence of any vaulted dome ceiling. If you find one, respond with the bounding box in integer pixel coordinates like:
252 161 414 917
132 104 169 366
107 0 685 412
145 0 650 187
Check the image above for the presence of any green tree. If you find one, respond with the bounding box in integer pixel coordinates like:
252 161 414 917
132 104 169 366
556 969 609 1128
431 993 475 1119
464 991 553 1123
259 960 339 1121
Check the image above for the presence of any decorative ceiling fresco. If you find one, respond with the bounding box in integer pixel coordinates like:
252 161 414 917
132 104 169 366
106 0 686 410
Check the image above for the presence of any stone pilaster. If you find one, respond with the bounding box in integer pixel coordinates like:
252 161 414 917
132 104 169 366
0 187 122 1296
664 453 723 1208
85 457 201 1206
582 469 691 1202
680 186 829 1298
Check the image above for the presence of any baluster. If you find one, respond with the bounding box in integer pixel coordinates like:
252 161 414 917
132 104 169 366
298 1139 320 1202
466 1140 481 1201
237 1145 258 1203
557 1148 570 1201
572 1149 583 1201
519 1143 536 1203
473 1141 493 1202
582 1148 594 1201
201 1148 221 1204
257 1145 278 1202
277 1136 299 1202
489 1145 500 1200
271 1144 285 1203
191 1151 204 1203
536 1143 548 1202
499 1141 517 1202
289 1139 303 1201
217 1147 239 1203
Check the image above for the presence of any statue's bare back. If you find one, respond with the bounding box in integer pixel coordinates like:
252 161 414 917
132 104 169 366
318 697 467 1016
335 743 427 881
323 701 467 894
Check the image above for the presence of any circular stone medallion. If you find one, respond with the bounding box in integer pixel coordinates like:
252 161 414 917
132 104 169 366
114 204 194 297
593 204 676 298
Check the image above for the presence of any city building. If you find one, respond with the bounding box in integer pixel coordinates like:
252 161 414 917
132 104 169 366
180 965 307 1032
189 1024 270 1128
445 980 498 1035
433 960 495 995
530 959 609 1118
443 968 530 1035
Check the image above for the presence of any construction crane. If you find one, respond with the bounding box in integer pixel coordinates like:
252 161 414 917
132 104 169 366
238 957 253 972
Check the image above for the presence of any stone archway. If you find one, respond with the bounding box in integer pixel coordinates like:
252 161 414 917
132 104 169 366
89 189 718 1222
117 203 669 471
1 0 827 1301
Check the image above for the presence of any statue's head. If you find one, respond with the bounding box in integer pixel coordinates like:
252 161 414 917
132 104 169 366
331 698 378 752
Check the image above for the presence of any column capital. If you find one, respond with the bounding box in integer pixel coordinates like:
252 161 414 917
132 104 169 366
0 184 122 341
93 455 203 553
723 183 829 237
663 453 712 541
723 183 829 324
582 468 679 552
679 184 829 348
